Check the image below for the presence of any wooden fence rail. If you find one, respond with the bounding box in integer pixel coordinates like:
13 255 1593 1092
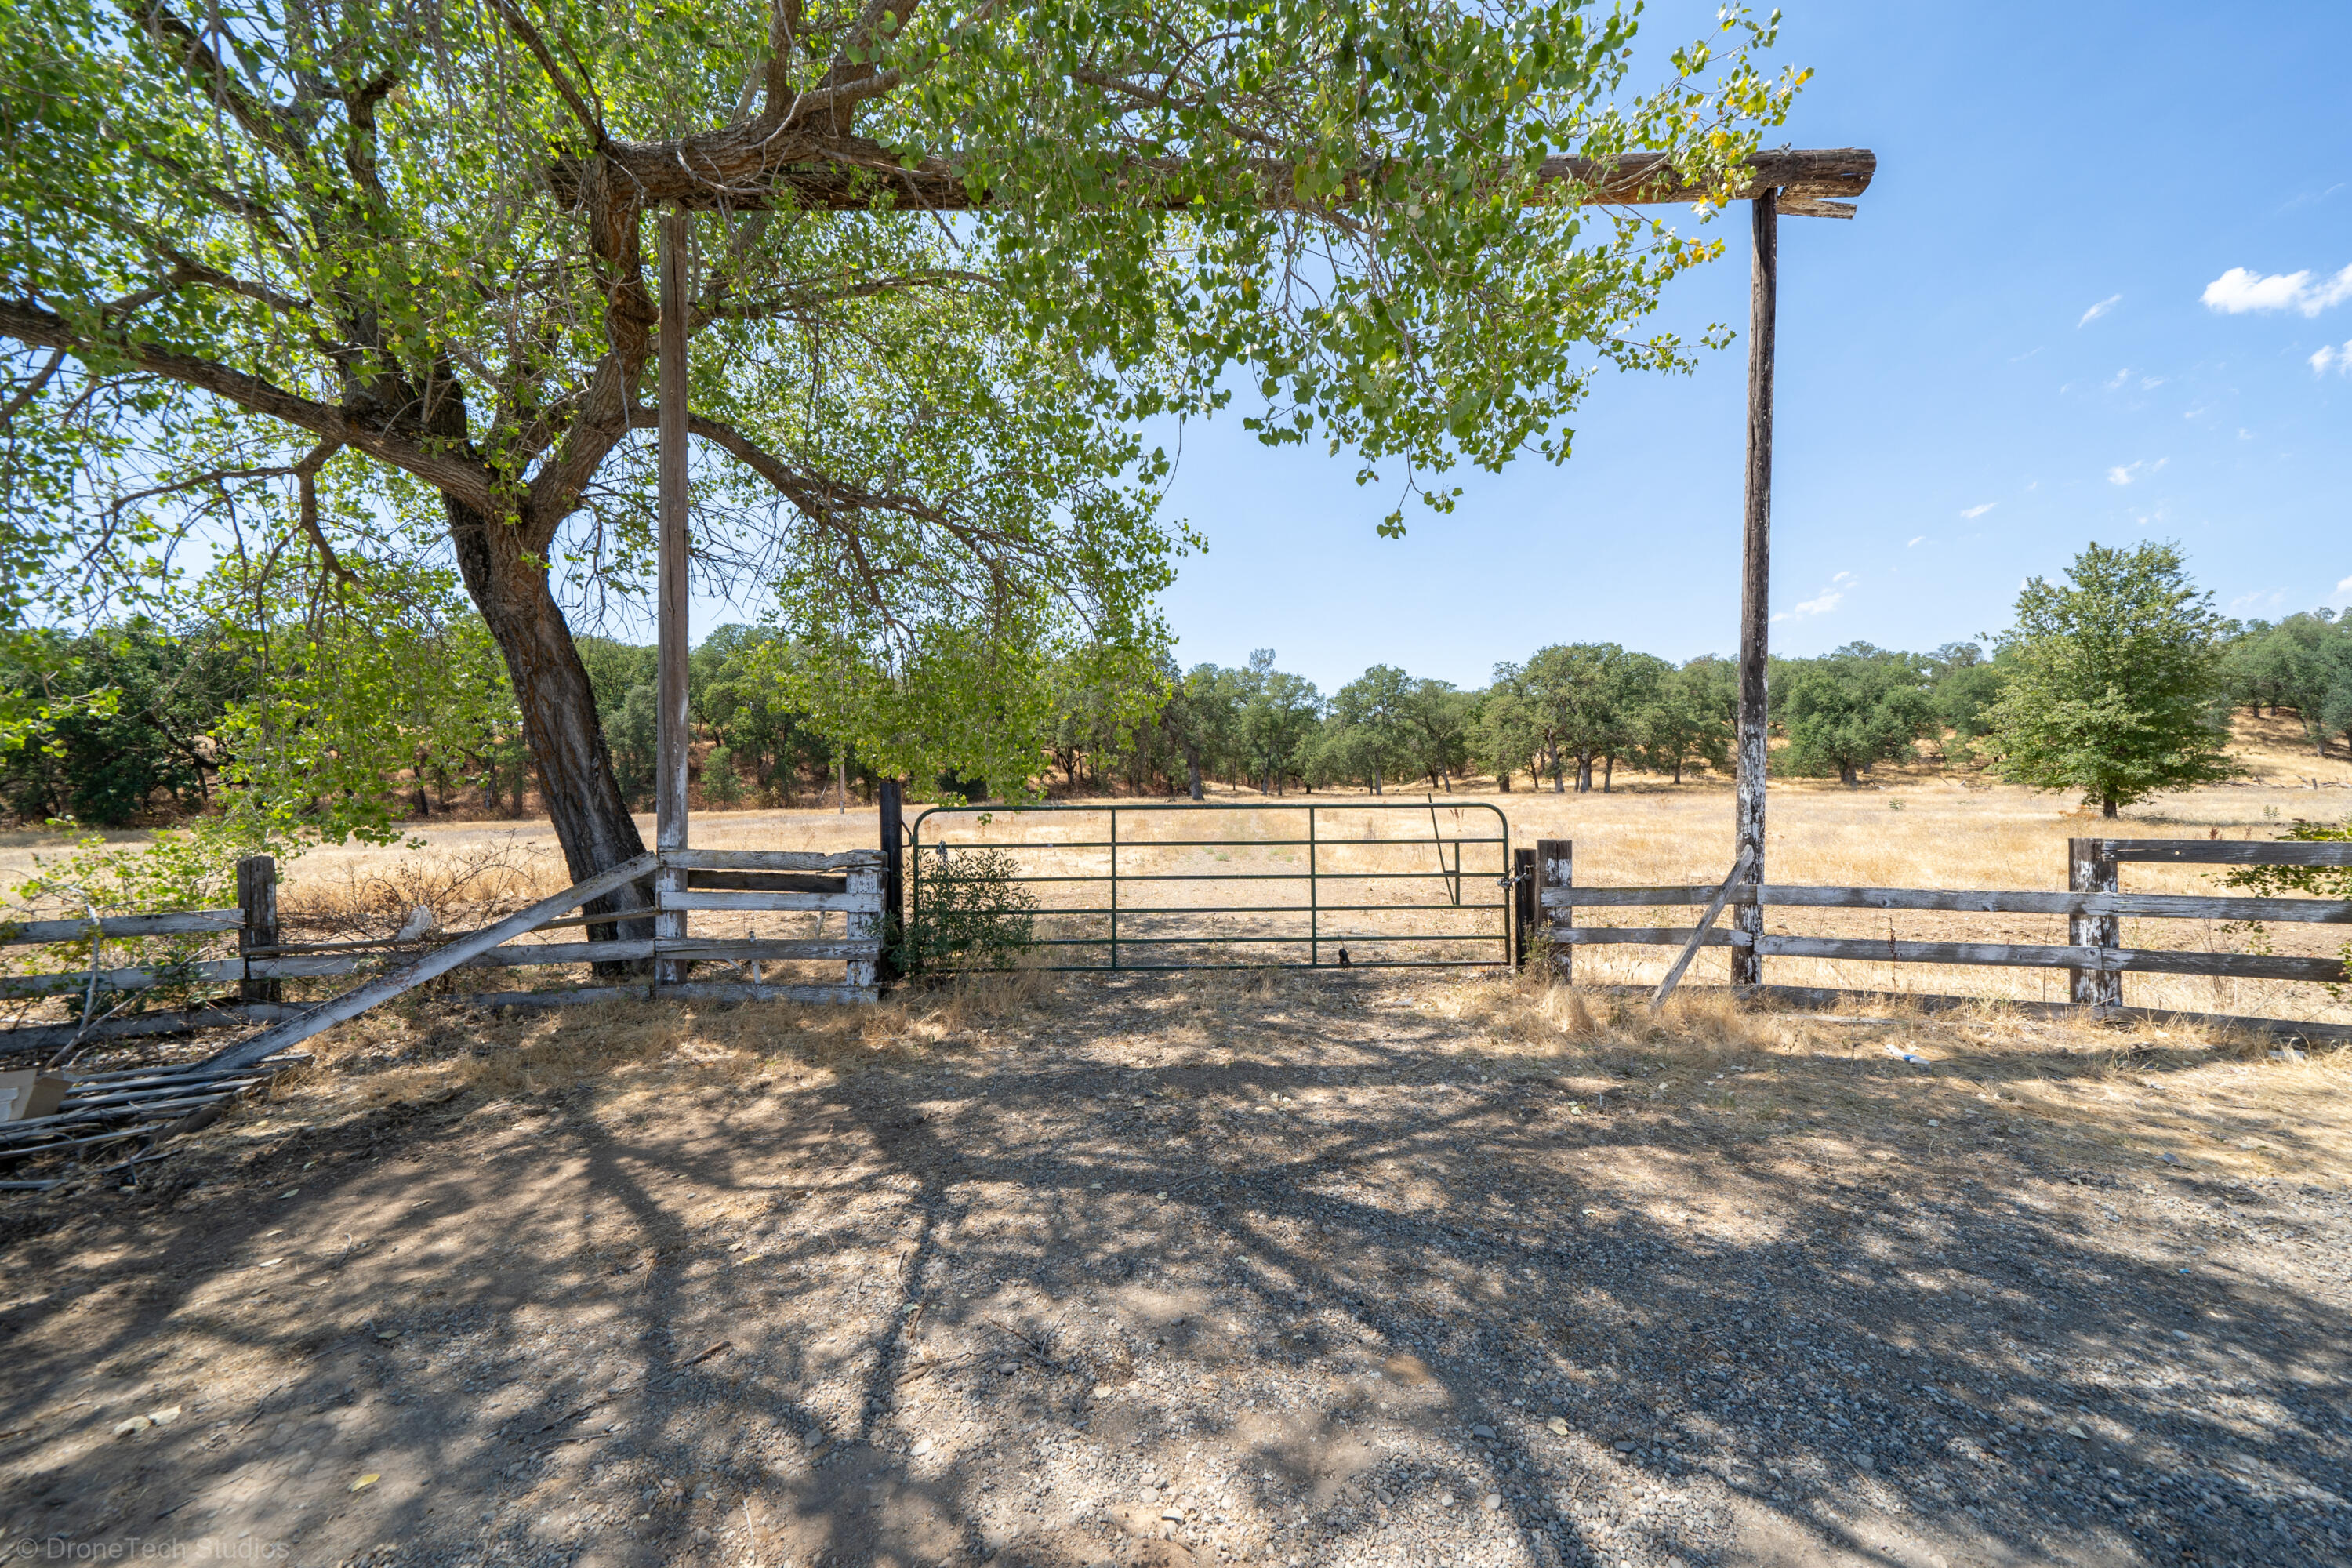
2 846 891 1063
1531 836 2352 1006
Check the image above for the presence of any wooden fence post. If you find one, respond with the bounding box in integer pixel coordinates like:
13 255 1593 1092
1512 847 1535 970
237 855 280 1005
2068 837 2122 1007
1536 838 1571 982
877 779 904 985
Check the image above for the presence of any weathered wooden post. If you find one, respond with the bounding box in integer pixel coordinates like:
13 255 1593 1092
1537 838 1572 982
1512 846 1536 970
2068 837 2122 1007
877 779 905 984
1730 191 1776 989
236 855 279 1005
654 209 692 985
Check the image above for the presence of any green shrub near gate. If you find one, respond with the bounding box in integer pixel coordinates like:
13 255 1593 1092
899 847 1039 973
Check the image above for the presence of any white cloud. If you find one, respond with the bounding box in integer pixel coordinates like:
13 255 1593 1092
2202 263 2352 317
2313 341 2352 375
2078 294 2122 327
2103 368 2131 390
1773 575 1849 623
1907 535 1927 547
1959 502 1998 519
2336 574 2352 598
2107 463 2140 485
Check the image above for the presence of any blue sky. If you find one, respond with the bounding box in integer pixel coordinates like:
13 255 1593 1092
1149 0 2352 692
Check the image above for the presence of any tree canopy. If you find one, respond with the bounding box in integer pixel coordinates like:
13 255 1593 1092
1 0 1808 893
1983 541 2235 816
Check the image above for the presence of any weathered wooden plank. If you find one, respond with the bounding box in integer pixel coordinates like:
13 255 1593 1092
246 955 363 979
1751 935 2347 982
204 851 661 1069
1537 839 1572 982
1546 884 2352 923
2071 837 2122 1006
0 910 242 946
2104 840 2352 867
238 855 279 1004
659 889 874 914
664 848 885 872
652 938 880 962
1555 927 1748 946
0 959 244 997
1545 885 1736 909
462 940 657 967
0 1005 298 1055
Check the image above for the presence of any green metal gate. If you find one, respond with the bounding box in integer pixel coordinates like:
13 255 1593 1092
906 800 1511 973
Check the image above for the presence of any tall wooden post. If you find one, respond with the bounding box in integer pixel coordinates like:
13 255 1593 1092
877 779 905 984
654 209 692 984
1512 846 1536 971
2068 837 2122 1007
1536 838 1572 983
1730 191 1777 989
236 855 280 1005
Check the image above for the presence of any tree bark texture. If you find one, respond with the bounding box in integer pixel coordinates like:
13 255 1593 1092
447 497 653 951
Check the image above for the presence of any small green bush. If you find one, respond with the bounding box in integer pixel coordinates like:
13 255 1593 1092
899 846 1038 972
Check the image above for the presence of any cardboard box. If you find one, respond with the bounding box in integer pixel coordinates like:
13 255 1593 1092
0 1069 72 1123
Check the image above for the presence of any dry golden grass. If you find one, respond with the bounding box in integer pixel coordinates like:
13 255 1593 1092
2 713 2346 1021
1419 967 2352 1189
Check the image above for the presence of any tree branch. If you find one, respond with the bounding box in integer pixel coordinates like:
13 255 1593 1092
120 0 304 158
0 299 499 513
487 0 610 149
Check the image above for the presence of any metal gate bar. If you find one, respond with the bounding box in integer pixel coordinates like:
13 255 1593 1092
909 801 1510 974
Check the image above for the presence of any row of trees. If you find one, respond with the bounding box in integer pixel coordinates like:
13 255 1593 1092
0 540 2283 825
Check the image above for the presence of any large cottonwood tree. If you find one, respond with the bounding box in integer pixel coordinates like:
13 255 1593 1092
1 0 1805 918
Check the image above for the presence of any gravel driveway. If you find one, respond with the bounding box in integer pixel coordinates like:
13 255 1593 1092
1 971 2346 1568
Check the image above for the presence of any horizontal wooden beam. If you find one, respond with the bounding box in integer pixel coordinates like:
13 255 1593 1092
2103 840 2352 867
652 938 880 962
663 848 884 871
1544 928 2346 982
565 138 1876 215
659 888 874 914
1555 927 1748 947
463 940 655 967
205 851 660 1069
0 1004 299 1057
1544 884 2352 923
0 910 241 946
1754 935 2345 983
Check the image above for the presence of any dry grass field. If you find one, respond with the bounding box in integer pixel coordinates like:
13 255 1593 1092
4 717 2350 1566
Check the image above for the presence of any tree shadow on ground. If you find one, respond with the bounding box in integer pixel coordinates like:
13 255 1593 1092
0 975 2344 1568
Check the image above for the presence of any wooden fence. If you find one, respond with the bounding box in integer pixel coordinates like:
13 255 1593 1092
1521 836 2352 1008
2 847 887 1064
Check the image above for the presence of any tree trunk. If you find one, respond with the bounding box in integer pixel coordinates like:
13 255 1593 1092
2102 794 2118 818
1497 768 1511 793
1575 753 1592 793
1602 753 1614 793
446 495 654 957
1839 762 1857 786
1672 759 1683 784
1372 764 1382 796
1185 750 1203 800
